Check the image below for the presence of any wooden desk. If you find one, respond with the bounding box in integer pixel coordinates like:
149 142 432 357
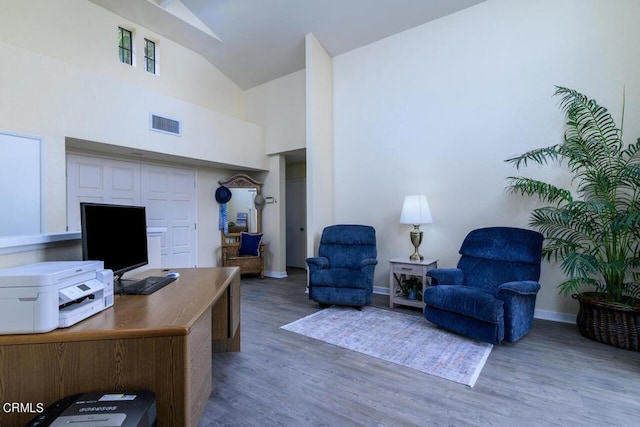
0 267 240 427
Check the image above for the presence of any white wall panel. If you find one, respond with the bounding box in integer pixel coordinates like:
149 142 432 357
332 0 640 316
0 132 42 237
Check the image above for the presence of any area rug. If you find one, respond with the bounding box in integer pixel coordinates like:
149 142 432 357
280 306 492 387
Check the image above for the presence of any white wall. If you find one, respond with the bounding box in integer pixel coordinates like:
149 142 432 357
0 41 265 173
262 155 288 277
0 0 244 118
332 0 640 317
305 34 335 255
244 69 307 277
0 0 267 270
245 70 306 155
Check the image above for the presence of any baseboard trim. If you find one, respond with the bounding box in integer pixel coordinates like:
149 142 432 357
265 271 288 279
374 286 390 295
534 309 576 324
373 289 576 324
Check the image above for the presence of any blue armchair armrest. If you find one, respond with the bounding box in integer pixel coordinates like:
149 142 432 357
360 258 378 269
497 280 541 295
426 268 464 285
306 256 329 273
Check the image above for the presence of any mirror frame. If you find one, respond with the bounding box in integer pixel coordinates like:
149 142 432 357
218 174 263 234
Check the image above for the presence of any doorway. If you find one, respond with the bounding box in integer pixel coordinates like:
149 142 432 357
286 178 306 268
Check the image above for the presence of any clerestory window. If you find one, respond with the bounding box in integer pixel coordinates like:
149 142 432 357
118 27 133 65
144 38 156 74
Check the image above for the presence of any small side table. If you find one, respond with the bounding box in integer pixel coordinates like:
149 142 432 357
389 256 438 309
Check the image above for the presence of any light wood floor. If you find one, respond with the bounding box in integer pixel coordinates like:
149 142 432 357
198 268 640 426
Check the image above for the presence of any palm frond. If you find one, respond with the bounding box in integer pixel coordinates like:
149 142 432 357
557 277 599 296
624 282 640 300
621 138 640 163
504 145 562 169
560 252 600 279
555 86 623 154
505 177 572 205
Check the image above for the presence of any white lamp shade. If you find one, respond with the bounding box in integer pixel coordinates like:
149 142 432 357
400 195 433 225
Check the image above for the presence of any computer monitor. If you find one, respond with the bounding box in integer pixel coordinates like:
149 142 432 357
80 202 149 283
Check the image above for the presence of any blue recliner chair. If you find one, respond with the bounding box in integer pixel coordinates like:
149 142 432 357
423 227 543 344
306 225 378 308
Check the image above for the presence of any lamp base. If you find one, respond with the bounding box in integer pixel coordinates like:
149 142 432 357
409 252 424 262
409 226 424 261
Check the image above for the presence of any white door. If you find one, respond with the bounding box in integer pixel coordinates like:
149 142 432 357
142 164 197 268
67 154 197 268
66 154 141 232
286 179 307 268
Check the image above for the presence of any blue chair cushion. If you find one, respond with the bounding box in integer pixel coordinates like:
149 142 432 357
310 268 369 289
318 225 377 269
460 226 543 264
424 285 504 324
238 232 263 256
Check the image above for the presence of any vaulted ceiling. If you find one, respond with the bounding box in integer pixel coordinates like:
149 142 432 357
90 0 486 90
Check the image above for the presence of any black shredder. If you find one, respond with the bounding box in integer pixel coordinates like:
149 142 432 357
26 390 157 427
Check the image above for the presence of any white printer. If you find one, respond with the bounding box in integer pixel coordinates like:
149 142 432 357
0 261 114 335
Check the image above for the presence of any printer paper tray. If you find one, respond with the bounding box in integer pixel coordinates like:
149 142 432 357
59 299 104 328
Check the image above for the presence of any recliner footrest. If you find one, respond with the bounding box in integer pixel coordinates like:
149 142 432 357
311 269 368 288
424 285 504 324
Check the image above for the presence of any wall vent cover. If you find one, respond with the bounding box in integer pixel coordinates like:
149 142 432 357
150 113 181 136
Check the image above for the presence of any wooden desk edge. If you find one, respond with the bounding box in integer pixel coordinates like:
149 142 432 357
0 267 240 345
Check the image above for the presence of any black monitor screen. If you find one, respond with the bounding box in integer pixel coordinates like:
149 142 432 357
81 202 149 279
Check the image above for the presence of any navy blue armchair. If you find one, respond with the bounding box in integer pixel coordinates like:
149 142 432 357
423 227 543 344
306 225 378 308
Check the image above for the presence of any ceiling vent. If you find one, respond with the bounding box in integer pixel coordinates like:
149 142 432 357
150 113 181 136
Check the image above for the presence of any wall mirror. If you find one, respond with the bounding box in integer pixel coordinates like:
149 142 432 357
218 174 263 234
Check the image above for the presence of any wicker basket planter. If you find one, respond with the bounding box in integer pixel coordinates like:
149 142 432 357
573 292 640 351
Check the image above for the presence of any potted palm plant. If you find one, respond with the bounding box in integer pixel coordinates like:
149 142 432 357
506 86 640 350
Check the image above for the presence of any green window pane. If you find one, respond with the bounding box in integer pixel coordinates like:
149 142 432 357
144 39 156 73
120 49 131 65
118 27 133 65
